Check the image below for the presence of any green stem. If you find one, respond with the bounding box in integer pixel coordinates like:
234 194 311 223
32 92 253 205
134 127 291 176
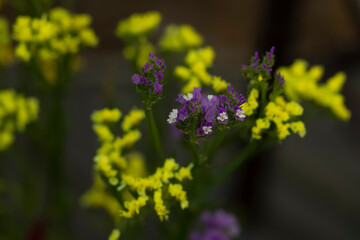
144 106 165 160
193 141 258 206
202 129 227 161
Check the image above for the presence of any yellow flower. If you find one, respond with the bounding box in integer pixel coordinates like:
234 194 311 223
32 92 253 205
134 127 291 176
121 109 145 132
212 76 229 93
91 108 122 123
159 24 203 51
241 89 259 116
15 43 30 61
277 60 350 120
115 11 161 38
108 229 121 240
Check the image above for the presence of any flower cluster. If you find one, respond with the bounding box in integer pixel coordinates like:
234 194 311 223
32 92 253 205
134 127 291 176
168 86 246 138
190 210 240 240
115 11 161 39
132 53 166 106
0 17 12 66
87 107 192 223
13 7 98 62
119 158 193 221
174 47 229 94
108 229 121 240
241 46 276 84
252 96 305 140
277 59 351 120
159 24 203 51
0 89 39 151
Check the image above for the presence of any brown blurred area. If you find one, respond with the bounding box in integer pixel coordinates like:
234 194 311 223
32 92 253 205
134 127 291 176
2 0 360 239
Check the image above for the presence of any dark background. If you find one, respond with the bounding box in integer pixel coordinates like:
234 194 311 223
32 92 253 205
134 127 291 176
2 0 360 239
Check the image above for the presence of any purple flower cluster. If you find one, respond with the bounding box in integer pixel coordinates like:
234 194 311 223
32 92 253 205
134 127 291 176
276 72 285 85
243 46 275 75
190 210 240 240
167 87 246 137
131 53 166 95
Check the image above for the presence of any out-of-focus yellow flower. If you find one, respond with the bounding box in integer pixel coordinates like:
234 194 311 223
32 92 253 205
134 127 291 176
159 24 203 51
0 89 39 151
212 76 229 93
121 109 145 132
175 47 216 93
241 89 259 116
277 60 351 120
13 7 98 63
108 229 121 240
115 11 161 39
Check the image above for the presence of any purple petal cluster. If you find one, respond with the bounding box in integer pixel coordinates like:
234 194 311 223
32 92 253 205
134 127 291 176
249 46 275 74
276 72 285 85
190 210 240 240
131 53 166 96
167 87 246 137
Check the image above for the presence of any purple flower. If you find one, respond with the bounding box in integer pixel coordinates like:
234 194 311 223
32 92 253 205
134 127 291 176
149 52 156 61
276 72 285 85
227 86 246 105
267 46 275 62
154 70 164 82
201 210 240 238
219 95 227 105
251 51 259 69
153 81 163 94
234 108 246 121
216 106 228 124
241 64 247 70
193 87 202 103
132 74 141 84
203 230 229 240
197 121 212 136
178 103 189 121
142 62 153 73
176 93 187 104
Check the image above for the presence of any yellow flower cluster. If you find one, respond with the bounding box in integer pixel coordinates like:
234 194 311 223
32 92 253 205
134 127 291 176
252 96 305 140
0 89 39 151
86 107 192 223
13 7 98 62
174 47 218 93
121 109 145 132
277 59 351 120
91 108 144 184
159 24 203 51
0 17 12 66
241 89 259 116
115 11 161 39
119 158 193 221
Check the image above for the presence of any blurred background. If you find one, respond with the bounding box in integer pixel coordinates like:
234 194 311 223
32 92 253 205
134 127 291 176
1 0 360 239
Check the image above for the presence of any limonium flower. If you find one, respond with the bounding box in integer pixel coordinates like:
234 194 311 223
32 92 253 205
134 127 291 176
87 107 193 224
174 47 216 93
159 24 203 51
190 210 240 240
132 53 166 107
115 11 161 39
277 59 351 120
13 8 98 62
168 86 246 138
0 89 39 151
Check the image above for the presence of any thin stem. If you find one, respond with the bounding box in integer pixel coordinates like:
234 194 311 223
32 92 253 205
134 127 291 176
193 141 258 206
202 128 227 162
144 106 165 160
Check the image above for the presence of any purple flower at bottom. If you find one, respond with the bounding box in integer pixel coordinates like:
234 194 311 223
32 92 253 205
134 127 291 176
193 87 202 103
132 74 141 85
197 122 212 137
153 81 163 94
201 210 240 238
178 103 189 121
234 108 246 121
203 230 229 240
142 62 153 73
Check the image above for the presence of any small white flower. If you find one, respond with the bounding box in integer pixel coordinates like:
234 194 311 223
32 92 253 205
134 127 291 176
207 95 213 101
217 112 228 122
236 109 246 120
203 126 212 135
183 93 193 101
167 109 178 124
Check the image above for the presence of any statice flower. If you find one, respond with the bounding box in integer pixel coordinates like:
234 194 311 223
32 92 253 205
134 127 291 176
167 87 246 138
132 53 166 106
190 210 240 240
